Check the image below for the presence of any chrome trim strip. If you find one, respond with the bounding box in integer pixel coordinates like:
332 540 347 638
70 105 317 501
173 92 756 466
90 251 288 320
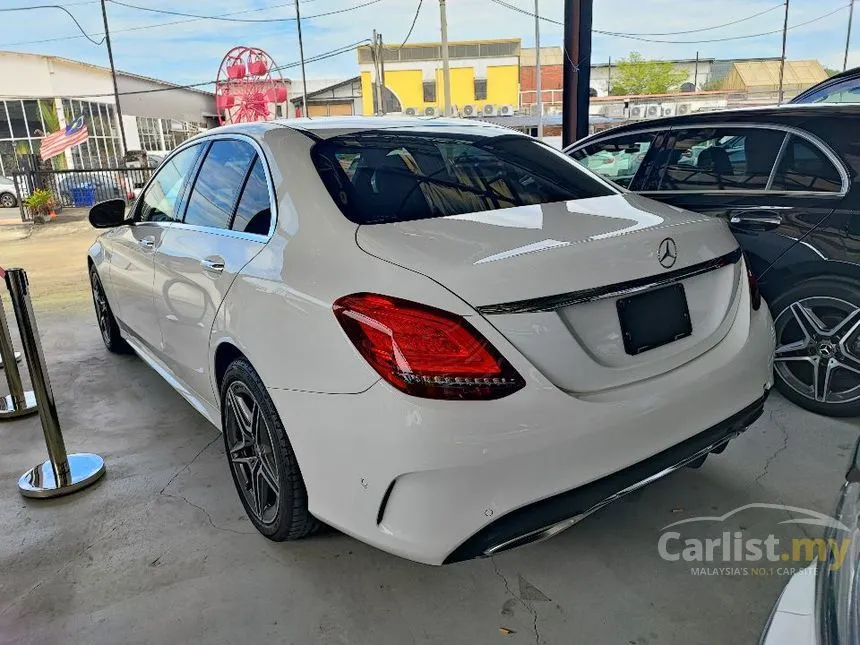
483 432 738 556
637 190 843 198
766 132 792 190
476 247 742 315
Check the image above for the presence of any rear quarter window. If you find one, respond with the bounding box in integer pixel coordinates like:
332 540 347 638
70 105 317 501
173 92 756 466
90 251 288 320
312 132 616 224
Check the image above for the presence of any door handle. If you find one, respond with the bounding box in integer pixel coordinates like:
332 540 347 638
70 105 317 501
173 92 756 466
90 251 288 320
138 236 155 249
729 213 783 231
201 258 225 274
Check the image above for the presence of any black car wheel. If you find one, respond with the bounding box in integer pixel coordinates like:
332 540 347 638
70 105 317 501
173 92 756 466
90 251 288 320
771 277 860 417
221 357 319 541
0 192 16 208
89 266 132 354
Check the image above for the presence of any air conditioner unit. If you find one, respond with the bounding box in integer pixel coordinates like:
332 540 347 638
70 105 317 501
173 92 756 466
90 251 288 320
606 103 627 118
677 103 692 116
482 104 498 116
629 105 646 119
461 104 478 117
404 107 419 117
661 104 676 118
644 104 662 119
424 106 439 117
498 104 515 116
449 104 459 117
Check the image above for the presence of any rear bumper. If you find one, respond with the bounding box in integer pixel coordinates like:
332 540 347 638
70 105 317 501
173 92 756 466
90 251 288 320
445 391 767 563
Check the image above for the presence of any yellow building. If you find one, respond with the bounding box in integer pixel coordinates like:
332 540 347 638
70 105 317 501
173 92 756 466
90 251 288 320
358 39 521 116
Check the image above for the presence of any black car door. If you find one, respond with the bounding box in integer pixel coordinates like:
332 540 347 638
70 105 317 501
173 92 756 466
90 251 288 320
633 124 847 281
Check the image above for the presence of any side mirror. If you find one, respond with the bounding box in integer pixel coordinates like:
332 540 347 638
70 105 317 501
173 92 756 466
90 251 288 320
89 199 127 228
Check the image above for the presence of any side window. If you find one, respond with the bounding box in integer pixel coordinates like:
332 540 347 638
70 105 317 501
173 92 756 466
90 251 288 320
138 144 201 222
658 128 785 191
232 158 272 235
770 136 843 193
571 133 656 188
183 139 256 230
799 78 860 104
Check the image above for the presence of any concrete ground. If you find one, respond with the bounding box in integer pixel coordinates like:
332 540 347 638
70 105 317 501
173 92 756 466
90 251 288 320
0 221 858 644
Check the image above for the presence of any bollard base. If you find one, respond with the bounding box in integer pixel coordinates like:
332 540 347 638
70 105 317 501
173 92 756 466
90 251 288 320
0 391 37 419
0 351 22 368
18 453 106 498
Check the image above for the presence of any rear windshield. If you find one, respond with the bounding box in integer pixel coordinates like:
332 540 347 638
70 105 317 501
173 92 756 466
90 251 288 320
312 132 615 224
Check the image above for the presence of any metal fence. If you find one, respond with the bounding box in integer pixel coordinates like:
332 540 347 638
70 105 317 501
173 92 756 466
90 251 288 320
10 166 153 222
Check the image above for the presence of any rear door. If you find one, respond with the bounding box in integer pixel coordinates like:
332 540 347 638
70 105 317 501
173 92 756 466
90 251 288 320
635 124 848 278
153 136 273 406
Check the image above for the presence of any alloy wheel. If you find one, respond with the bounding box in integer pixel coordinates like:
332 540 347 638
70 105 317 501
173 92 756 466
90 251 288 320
0 193 15 208
224 381 281 525
774 297 860 405
90 272 112 345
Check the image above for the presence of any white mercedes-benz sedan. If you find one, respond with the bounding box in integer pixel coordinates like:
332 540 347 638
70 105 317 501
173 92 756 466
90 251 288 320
87 117 775 565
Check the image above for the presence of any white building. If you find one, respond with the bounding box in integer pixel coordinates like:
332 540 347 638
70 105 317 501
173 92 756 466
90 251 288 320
0 51 219 175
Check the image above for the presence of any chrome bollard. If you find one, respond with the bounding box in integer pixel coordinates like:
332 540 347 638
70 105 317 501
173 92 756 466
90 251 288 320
5 268 105 498
0 292 36 419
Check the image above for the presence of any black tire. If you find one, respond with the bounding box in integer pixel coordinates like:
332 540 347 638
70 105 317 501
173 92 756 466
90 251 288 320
0 192 16 208
220 358 319 541
770 277 860 417
89 266 132 354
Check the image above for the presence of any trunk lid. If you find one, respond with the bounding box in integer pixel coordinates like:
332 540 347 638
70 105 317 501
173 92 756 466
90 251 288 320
356 194 745 393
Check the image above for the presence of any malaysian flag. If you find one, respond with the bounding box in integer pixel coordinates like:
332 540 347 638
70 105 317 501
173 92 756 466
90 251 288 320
39 115 89 161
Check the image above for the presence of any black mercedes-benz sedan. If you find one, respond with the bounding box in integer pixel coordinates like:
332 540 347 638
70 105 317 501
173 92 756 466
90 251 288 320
567 105 860 417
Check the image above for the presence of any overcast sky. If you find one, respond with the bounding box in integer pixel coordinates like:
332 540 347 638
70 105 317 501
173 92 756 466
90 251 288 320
1 0 857 88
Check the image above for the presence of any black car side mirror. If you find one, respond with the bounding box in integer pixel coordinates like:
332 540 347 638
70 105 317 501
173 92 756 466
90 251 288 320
89 199 127 228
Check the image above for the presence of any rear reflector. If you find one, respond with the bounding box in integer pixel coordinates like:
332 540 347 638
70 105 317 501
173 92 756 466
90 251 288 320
333 293 525 400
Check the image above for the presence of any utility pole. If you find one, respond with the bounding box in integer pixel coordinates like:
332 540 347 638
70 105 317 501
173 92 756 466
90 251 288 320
844 0 855 71
607 56 612 95
778 0 790 105
372 29 384 114
534 0 543 138
378 32 387 115
562 0 593 146
439 0 452 116
693 51 699 90
295 0 308 117
100 0 127 154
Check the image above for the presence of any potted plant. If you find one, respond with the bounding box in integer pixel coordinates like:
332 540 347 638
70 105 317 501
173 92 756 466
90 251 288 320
23 188 57 224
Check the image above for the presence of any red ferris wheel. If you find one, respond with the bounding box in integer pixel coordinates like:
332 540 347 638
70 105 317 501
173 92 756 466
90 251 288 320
215 46 288 126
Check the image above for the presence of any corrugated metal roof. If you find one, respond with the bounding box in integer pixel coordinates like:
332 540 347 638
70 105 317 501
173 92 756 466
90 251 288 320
729 59 827 90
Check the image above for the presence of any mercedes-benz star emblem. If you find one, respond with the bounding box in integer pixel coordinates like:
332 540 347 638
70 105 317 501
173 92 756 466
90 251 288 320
658 238 678 269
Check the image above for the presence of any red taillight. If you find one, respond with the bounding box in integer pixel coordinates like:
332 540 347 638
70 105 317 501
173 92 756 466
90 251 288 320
748 269 762 311
333 293 525 400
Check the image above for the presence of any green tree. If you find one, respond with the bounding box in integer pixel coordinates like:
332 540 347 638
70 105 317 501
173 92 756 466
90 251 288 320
609 52 689 96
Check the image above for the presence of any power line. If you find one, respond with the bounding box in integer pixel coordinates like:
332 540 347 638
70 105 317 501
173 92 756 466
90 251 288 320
489 0 849 44
0 4 105 45
604 3 785 36
0 2 298 48
0 40 370 99
397 0 423 49
598 4 849 44
106 0 381 23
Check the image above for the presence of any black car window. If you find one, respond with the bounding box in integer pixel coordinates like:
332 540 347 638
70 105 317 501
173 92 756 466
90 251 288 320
184 140 256 230
657 128 786 191
793 76 860 104
232 157 272 235
138 144 202 223
770 135 843 193
570 132 656 188
312 132 615 225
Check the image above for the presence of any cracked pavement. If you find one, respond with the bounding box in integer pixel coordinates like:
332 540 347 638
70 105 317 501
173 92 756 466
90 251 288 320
0 309 858 645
